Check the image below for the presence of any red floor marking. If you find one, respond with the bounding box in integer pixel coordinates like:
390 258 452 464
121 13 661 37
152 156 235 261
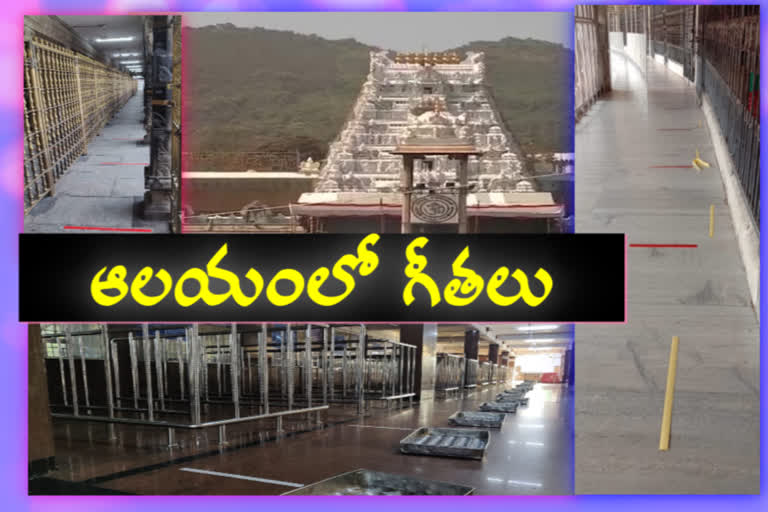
629 243 698 248
649 165 694 169
99 162 148 165
64 225 153 233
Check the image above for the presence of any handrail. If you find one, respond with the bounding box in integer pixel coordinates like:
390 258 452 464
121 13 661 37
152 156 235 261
51 404 329 430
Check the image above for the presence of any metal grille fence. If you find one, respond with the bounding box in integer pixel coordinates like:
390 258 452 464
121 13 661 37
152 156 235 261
699 6 760 225
575 5 611 119
23 37 136 212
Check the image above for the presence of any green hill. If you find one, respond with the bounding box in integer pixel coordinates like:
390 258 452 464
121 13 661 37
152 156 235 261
185 24 573 159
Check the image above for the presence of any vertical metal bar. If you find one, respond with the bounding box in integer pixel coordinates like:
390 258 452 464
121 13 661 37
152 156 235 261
167 427 177 448
57 336 68 406
189 324 201 425
322 327 329 404
142 324 154 421
216 334 222 397
76 336 90 408
111 340 121 408
399 344 404 397
176 337 185 400
64 325 79 416
101 326 114 419
154 331 165 410
201 334 209 402
260 323 269 415
241 346 247 395
382 343 389 397
305 324 312 407
329 327 336 401
357 325 366 415
342 337 349 397
162 336 168 401
247 350 253 395
390 343 396 398
128 332 139 409
229 323 240 419
410 345 415 396
280 330 286 399
287 324 294 410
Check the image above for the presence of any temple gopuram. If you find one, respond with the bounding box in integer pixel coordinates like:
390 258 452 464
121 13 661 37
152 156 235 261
292 51 565 233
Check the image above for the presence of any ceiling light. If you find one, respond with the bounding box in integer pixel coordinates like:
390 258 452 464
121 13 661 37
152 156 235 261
114 52 139 57
95 37 134 43
121 60 141 64
524 338 556 344
517 324 559 332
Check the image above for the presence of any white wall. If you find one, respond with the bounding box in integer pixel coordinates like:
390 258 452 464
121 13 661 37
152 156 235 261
608 31 623 50
624 33 647 74
609 32 647 75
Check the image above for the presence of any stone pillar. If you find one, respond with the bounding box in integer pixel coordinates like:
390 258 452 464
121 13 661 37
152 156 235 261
500 350 509 366
464 328 479 360
488 343 499 364
457 155 468 233
141 16 153 145
29 324 56 477
463 328 480 388
142 15 174 221
400 324 423 397
564 347 575 386
400 155 414 233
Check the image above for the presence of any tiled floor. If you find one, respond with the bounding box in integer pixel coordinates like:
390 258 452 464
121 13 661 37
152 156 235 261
574 52 759 494
24 87 169 233
40 384 572 495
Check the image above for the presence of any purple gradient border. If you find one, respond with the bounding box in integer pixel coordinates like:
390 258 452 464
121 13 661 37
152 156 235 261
0 0 763 510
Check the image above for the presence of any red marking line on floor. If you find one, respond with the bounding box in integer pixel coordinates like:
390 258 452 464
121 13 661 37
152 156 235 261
629 244 698 248
64 225 153 233
99 162 148 165
648 165 694 169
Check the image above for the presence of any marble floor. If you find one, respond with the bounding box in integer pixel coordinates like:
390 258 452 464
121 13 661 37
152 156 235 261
24 86 170 234
36 384 572 495
574 52 759 494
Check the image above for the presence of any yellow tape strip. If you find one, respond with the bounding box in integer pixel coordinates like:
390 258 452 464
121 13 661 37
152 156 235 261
659 336 680 451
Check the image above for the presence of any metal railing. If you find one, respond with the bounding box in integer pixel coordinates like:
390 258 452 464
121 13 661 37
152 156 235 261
24 37 136 212
478 361 492 386
575 5 611 120
698 7 760 226
435 353 465 395
45 323 420 445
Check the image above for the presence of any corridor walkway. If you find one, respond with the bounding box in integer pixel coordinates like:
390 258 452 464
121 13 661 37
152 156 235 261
574 52 759 494
24 86 169 233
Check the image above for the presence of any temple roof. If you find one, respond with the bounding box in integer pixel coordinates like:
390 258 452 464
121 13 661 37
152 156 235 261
392 137 482 155
293 191 563 219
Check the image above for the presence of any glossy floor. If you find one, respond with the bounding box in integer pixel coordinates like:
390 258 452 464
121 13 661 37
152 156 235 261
41 384 572 495
575 52 759 494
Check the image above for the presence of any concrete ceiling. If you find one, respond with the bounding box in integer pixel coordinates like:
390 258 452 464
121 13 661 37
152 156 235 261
220 323 572 358
439 323 573 356
57 15 145 67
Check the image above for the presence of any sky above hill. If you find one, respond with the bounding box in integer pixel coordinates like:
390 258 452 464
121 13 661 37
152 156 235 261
183 12 572 51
